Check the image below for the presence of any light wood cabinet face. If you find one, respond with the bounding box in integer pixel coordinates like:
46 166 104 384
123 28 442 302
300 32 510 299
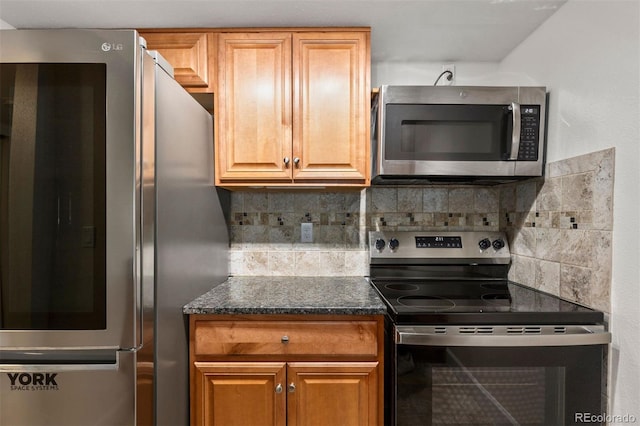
292 32 369 183
140 32 215 93
216 30 370 187
287 362 378 426
190 315 383 426
193 361 378 426
217 33 293 182
194 362 287 426
193 320 378 357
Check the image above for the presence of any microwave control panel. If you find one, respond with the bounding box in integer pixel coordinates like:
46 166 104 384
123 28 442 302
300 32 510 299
518 105 541 161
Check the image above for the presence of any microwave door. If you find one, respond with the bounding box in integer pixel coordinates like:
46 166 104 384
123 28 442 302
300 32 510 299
384 104 512 162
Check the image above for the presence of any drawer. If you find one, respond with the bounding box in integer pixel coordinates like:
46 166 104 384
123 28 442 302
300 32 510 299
193 320 378 357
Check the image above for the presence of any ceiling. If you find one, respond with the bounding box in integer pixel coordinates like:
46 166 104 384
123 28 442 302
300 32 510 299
0 0 567 63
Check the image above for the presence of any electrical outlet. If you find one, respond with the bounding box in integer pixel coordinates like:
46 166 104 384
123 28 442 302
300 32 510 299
301 222 313 243
442 64 455 85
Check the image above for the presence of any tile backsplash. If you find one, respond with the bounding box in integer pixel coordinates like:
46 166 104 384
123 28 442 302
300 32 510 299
504 148 614 312
227 148 614 312
228 192 369 276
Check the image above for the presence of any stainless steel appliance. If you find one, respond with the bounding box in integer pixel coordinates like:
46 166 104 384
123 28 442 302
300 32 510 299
368 231 610 426
0 29 229 425
371 85 547 184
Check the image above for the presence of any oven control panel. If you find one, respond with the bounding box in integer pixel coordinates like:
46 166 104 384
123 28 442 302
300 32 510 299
369 231 511 265
415 236 462 248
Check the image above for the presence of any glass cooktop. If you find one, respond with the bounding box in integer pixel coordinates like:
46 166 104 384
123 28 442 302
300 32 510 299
369 279 604 325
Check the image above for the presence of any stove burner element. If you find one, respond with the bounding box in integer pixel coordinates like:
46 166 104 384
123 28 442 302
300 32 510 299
385 283 419 291
397 295 455 311
481 293 511 305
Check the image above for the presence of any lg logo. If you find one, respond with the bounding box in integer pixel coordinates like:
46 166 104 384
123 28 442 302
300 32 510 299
101 42 124 52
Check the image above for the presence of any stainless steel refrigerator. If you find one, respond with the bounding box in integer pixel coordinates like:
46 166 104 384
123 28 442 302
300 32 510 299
0 29 229 425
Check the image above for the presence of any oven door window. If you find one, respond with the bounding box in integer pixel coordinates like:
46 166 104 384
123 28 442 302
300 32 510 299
395 345 604 426
384 104 512 161
0 63 107 330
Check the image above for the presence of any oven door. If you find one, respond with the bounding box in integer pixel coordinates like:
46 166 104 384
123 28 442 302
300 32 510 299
390 325 610 426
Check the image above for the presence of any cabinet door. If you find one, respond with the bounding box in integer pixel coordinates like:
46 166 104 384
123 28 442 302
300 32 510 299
193 362 286 426
287 362 379 426
217 33 293 183
140 32 215 92
292 32 370 184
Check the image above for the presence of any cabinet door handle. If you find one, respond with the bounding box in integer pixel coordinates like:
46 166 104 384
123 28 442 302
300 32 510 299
288 382 296 393
293 157 300 166
275 383 283 394
284 157 290 166
281 335 289 344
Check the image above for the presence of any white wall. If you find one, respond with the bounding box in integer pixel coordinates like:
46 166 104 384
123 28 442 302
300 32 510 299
498 0 640 423
372 61 499 87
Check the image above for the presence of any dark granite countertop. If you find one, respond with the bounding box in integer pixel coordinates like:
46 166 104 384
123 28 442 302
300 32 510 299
183 276 386 315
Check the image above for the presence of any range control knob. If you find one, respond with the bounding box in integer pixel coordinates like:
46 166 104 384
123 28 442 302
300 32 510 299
388 238 399 251
492 239 505 250
478 238 491 251
375 238 386 251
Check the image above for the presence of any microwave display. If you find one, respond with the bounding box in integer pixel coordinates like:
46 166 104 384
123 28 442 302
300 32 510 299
519 106 541 161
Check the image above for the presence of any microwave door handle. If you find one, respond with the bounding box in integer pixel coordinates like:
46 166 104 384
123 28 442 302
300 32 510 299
509 102 521 160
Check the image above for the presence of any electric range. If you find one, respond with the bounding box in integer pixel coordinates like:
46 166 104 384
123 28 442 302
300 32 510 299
368 230 610 426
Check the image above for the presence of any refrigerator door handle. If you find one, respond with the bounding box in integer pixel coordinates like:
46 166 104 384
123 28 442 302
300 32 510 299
0 348 122 372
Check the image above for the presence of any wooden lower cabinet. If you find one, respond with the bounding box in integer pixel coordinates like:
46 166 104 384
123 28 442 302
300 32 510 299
287 362 379 426
190 315 383 426
193 361 377 426
193 362 286 426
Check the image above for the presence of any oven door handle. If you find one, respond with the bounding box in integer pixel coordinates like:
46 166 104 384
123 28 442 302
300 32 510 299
395 325 611 347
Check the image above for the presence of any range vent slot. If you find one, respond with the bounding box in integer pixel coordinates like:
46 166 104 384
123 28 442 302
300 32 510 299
506 326 543 334
554 326 567 334
458 327 494 334
434 327 447 334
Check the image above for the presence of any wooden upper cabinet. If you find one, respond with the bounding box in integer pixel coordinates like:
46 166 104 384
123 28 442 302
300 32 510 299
215 29 371 188
217 32 293 182
139 31 216 93
292 32 369 183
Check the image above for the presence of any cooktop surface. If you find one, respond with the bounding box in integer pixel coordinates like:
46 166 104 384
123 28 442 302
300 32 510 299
369 279 604 325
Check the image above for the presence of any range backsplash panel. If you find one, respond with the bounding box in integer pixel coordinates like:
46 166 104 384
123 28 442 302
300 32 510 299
227 148 614 312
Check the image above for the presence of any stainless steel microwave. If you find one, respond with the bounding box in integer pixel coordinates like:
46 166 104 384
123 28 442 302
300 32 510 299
371 85 547 184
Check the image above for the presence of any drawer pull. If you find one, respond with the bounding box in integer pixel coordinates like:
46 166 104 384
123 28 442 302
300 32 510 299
281 335 289 344
275 383 283 394
288 383 296 393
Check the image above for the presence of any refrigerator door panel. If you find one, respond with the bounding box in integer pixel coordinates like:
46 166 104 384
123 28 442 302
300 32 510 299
0 30 144 350
0 350 136 425
151 52 229 425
